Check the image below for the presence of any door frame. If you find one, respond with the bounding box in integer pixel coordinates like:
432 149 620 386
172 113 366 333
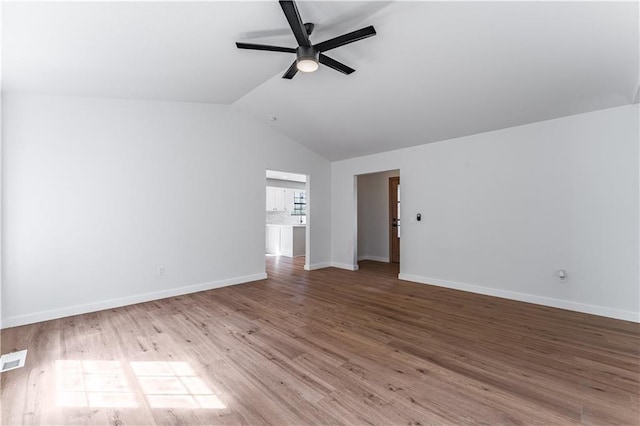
389 176 400 263
264 169 311 272
353 169 401 269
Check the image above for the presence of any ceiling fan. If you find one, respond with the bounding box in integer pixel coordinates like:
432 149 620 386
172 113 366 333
236 0 377 79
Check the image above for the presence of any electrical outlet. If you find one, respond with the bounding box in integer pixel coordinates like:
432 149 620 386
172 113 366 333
557 269 567 283
157 267 166 277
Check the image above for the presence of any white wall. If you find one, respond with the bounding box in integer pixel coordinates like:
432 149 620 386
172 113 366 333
357 170 399 262
333 105 639 322
1 93 331 327
3 95 637 326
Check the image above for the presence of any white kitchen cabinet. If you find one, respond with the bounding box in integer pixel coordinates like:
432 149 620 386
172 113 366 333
274 188 285 210
266 186 283 211
265 225 280 254
266 187 277 211
266 187 297 212
265 225 305 257
283 188 295 212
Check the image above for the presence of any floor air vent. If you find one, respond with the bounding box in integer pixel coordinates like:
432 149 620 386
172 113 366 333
0 350 27 372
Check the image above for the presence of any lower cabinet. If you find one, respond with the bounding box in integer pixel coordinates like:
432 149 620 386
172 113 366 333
265 225 280 254
265 225 305 257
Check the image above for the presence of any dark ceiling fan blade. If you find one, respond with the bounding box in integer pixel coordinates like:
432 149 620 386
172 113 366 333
315 25 376 52
319 54 355 75
282 60 299 79
279 0 311 47
236 42 296 53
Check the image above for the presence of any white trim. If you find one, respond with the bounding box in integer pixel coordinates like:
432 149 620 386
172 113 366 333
304 262 331 271
358 255 390 263
398 273 640 323
331 262 359 271
0 273 267 329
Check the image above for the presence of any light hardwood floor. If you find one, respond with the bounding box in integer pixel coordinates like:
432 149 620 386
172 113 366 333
1 256 639 425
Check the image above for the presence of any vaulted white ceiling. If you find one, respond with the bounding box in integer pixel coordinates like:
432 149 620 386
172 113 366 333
3 1 638 161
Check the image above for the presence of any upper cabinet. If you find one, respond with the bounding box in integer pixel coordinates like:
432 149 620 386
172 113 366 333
266 187 305 213
266 187 290 211
284 189 295 212
266 187 279 211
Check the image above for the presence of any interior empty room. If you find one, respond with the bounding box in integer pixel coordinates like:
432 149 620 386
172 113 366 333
1 1 638 425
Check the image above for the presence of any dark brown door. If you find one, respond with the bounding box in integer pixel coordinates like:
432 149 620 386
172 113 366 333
389 176 400 263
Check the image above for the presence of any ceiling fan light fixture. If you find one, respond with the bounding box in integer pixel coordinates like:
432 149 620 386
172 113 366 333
297 58 319 72
296 45 319 72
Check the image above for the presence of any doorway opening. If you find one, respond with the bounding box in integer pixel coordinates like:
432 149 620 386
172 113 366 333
356 169 400 268
389 176 400 264
265 170 308 272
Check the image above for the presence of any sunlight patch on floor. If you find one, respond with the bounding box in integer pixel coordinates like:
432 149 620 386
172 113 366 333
55 360 225 409
55 360 137 408
131 361 226 409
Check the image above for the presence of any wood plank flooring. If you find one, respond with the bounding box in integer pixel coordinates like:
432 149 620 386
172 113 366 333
1 256 639 425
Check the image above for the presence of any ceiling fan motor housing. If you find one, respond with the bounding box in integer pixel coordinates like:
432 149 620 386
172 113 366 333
297 46 319 62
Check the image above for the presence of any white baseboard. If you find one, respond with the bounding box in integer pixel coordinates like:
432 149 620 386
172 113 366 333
304 262 331 271
358 255 389 263
0 273 268 329
398 273 640 323
331 262 359 271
